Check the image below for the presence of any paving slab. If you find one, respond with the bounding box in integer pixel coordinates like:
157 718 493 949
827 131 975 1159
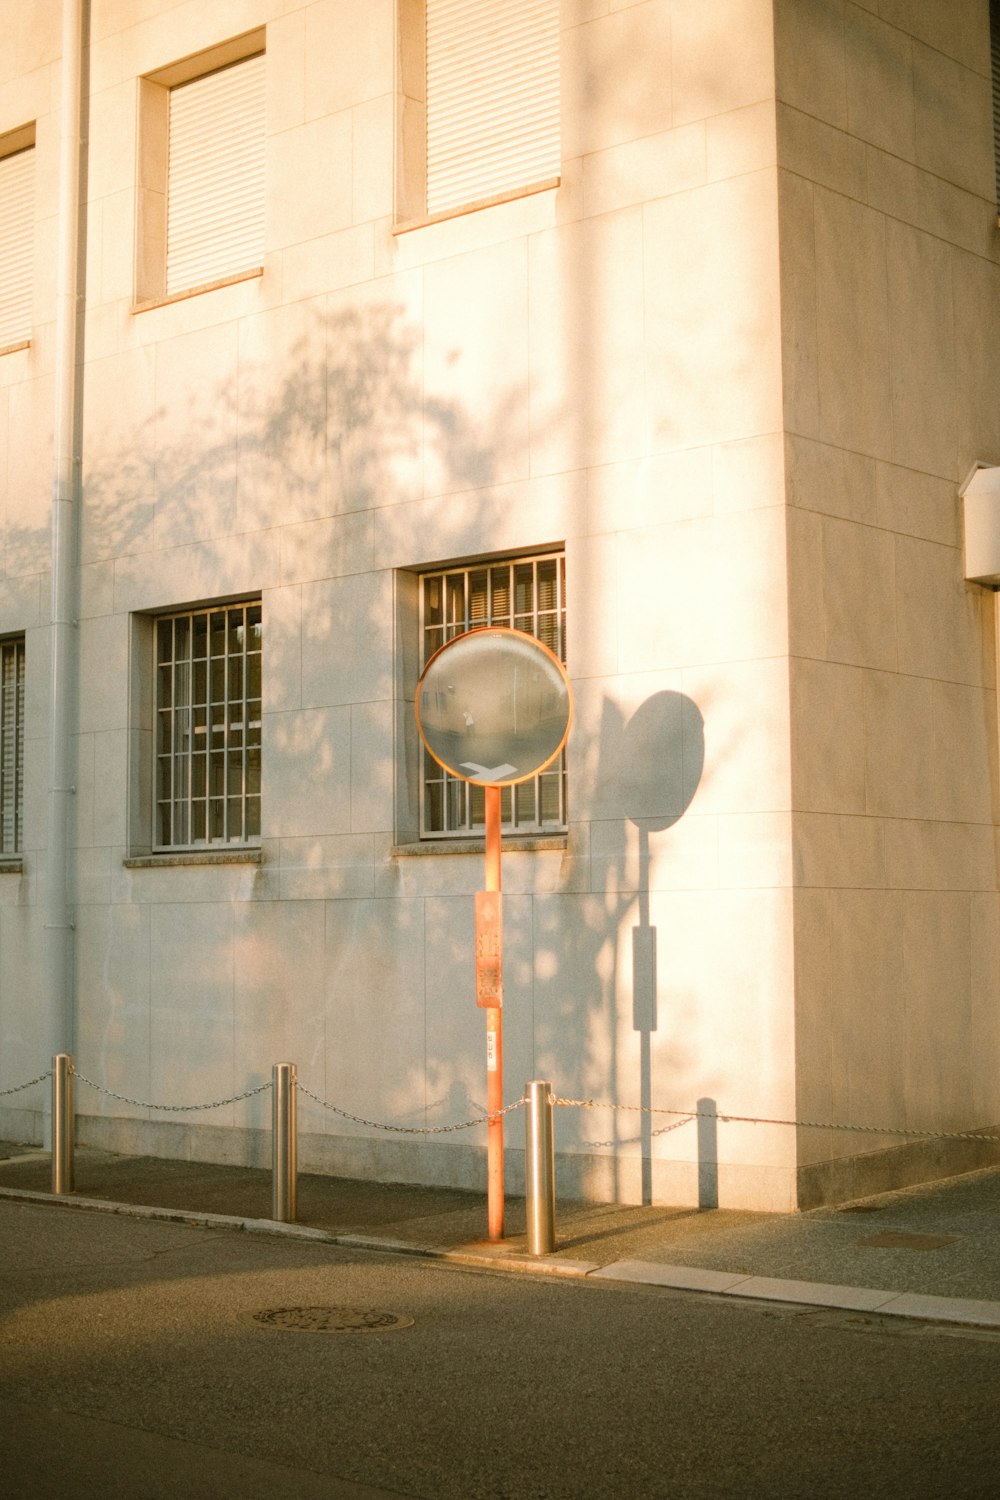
725 1274 895 1313
876 1292 1000 1328
591 1260 752 1293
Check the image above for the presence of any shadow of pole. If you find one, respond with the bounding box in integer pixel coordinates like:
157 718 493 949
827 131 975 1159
634 824 656 1203
697 1096 719 1209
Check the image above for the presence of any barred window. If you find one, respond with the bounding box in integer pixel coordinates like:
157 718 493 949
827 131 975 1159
419 552 566 837
155 602 261 849
0 637 25 855
992 0 1000 213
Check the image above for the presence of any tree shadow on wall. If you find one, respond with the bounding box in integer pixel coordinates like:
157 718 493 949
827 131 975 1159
40 295 547 1129
75 299 524 568
9 290 719 1205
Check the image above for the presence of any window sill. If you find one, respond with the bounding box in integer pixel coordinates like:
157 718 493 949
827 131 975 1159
392 177 560 236
393 835 567 858
0 858 23 873
132 266 263 314
124 848 262 869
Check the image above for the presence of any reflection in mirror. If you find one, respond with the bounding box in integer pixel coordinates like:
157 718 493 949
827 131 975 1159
416 628 572 786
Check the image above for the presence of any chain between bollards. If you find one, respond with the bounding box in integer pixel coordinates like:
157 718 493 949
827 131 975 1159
19 1059 1000 1235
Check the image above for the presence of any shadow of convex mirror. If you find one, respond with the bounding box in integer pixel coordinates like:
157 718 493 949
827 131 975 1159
618 692 709 1207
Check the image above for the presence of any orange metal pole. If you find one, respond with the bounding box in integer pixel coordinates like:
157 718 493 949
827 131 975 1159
485 783 503 1240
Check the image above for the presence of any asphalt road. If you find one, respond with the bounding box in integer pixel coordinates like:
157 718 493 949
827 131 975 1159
2 1199 999 1499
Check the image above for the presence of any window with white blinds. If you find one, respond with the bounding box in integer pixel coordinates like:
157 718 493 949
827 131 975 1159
0 638 25 856
0 142 33 349
419 552 566 837
425 0 560 217
166 52 265 296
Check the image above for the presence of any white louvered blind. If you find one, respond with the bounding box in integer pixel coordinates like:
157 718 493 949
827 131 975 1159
166 52 265 296
0 146 33 347
426 0 559 217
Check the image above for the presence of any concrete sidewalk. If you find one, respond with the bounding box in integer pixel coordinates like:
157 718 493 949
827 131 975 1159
2 1140 1000 1329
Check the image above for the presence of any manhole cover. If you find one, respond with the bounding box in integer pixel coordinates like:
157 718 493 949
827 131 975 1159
250 1306 414 1334
855 1232 959 1251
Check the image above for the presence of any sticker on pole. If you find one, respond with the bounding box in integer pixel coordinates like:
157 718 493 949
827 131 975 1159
415 628 572 787
475 890 503 1008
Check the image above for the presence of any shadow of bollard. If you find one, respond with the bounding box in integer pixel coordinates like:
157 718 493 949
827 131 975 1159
697 1096 719 1210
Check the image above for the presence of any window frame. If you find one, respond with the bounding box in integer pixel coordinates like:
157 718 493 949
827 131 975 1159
394 0 561 229
416 551 567 840
135 30 265 308
0 123 35 353
151 600 262 853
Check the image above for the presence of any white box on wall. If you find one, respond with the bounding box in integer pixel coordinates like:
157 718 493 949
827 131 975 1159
962 464 1000 587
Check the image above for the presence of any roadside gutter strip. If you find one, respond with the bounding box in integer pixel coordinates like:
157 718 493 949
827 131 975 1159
3 1186 1000 1329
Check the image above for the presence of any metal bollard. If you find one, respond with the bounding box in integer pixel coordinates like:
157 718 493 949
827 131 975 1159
52 1053 74 1195
524 1079 556 1255
272 1062 297 1223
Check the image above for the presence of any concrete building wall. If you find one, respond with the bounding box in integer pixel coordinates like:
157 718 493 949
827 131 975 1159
5 0 996 1212
775 0 1000 1201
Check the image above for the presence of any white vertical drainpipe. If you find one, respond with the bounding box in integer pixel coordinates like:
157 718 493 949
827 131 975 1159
45 0 84 1062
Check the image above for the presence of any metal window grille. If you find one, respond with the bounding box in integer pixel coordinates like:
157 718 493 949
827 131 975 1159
0 144 33 347
155 602 261 850
425 0 560 216
419 553 566 837
166 52 265 295
0 638 25 855
992 0 1000 210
